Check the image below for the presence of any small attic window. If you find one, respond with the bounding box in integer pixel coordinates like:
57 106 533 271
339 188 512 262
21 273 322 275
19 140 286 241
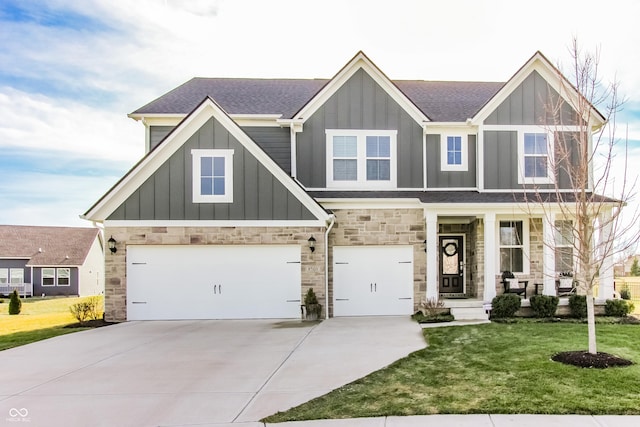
191 149 234 203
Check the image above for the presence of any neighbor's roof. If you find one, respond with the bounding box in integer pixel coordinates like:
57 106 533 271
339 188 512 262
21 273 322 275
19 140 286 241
0 225 101 266
130 78 505 122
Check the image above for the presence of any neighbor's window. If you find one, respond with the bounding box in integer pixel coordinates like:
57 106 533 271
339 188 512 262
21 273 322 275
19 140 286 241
555 220 574 272
326 130 397 188
191 149 234 203
42 268 55 286
0 269 7 284
519 131 553 184
499 221 524 273
441 135 468 171
57 268 70 286
10 269 23 284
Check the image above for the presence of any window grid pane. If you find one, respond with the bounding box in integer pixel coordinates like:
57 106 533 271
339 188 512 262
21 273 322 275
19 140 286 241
333 159 357 181
57 268 70 286
333 136 357 157
10 269 23 284
367 159 390 181
446 136 462 165
0 269 7 284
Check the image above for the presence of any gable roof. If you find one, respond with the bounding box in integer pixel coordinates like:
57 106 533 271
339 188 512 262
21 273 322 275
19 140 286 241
0 225 101 266
85 97 330 223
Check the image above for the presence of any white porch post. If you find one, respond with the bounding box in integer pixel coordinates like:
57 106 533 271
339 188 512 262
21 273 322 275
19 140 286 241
426 210 438 301
543 213 557 295
483 212 497 302
597 209 615 301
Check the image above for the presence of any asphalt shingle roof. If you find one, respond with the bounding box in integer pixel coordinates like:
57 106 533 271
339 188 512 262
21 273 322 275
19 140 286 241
131 78 505 122
0 225 101 266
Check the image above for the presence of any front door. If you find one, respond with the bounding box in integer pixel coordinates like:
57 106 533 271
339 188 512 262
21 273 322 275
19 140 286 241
439 236 464 294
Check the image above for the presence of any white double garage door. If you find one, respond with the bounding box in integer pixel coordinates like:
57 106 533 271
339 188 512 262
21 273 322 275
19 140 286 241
126 245 414 320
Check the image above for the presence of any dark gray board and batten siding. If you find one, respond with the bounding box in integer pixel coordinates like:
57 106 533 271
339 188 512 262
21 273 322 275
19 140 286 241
296 68 424 189
109 118 316 221
33 267 79 297
425 134 477 188
483 70 581 190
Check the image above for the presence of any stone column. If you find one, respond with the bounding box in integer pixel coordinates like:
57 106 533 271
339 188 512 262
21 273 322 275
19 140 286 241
425 210 438 301
483 212 497 302
543 213 557 295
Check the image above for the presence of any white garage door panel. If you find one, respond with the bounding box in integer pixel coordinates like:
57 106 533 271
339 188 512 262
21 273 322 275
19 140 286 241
127 245 301 320
334 246 413 316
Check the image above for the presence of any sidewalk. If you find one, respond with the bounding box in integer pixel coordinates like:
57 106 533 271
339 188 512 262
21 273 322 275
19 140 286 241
225 414 640 427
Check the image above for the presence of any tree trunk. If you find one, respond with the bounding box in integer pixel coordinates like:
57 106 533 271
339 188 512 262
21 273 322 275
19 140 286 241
586 288 597 354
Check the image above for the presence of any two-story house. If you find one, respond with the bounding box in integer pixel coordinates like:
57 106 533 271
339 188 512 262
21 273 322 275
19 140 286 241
83 51 615 322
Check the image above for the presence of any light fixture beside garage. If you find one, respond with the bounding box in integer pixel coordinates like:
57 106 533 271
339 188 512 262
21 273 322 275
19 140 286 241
308 236 316 253
108 236 117 254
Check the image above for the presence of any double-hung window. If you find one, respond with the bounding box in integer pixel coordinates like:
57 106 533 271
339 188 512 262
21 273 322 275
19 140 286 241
555 220 574 272
499 220 525 273
191 149 234 203
42 268 55 286
326 130 397 188
441 135 468 171
10 269 23 284
57 268 70 286
518 130 553 184
0 269 7 284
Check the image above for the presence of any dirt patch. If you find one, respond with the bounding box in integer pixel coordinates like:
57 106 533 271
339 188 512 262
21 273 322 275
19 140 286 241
552 350 633 368
272 320 321 329
64 319 117 329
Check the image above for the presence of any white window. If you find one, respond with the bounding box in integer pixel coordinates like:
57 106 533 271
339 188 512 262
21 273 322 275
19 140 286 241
0 269 7 284
10 269 24 284
42 268 55 287
499 220 528 273
518 130 553 184
326 130 397 188
57 268 70 286
555 220 574 273
440 135 468 171
191 149 234 203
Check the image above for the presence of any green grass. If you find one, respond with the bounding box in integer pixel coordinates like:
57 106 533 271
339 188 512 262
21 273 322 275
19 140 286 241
0 296 103 350
264 322 640 422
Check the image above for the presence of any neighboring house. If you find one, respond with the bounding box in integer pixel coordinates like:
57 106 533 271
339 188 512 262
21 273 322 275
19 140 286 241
0 225 104 297
83 51 616 322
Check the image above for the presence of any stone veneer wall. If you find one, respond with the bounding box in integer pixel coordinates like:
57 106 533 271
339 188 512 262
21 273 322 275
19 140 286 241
104 226 325 322
328 209 426 316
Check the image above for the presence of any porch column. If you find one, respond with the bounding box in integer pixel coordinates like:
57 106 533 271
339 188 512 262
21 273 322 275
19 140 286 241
483 212 497 302
542 213 557 295
597 209 615 301
426 210 439 301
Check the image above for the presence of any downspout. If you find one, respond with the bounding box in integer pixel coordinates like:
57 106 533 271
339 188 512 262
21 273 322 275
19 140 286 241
422 124 427 191
324 214 336 320
290 125 297 179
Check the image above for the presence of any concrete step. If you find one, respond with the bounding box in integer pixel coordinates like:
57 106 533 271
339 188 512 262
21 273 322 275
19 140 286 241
450 306 489 321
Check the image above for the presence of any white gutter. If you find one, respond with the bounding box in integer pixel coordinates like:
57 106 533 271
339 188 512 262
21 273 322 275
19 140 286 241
324 214 336 320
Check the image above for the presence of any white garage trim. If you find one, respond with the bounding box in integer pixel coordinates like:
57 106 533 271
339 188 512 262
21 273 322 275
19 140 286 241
126 245 301 320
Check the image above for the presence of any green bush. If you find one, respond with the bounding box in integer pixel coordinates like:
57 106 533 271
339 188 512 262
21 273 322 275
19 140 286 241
620 287 631 300
568 294 587 318
529 295 559 317
605 299 634 317
70 302 92 325
491 294 521 319
8 290 22 315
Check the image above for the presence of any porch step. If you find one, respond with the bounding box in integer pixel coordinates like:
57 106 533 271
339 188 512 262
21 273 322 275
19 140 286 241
449 306 490 321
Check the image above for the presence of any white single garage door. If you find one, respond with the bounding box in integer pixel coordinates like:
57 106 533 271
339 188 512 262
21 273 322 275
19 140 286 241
127 245 301 320
333 246 414 316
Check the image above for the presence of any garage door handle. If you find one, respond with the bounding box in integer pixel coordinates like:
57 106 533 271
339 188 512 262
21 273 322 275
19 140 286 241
398 261 412 264
286 299 301 303
336 298 349 301
335 262 349 265
398 297 412 300
131 301 147 304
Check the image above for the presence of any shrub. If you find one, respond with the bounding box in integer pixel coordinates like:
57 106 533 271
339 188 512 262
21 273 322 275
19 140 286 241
303 288 322 319
8 290 22 315
529 295 559 317
491 294 521 319
420 297 445 317
70 302 92 325
86 296 103 320
605 299 634 317
620 286 631 300
304 288 318 305
568 294 587 318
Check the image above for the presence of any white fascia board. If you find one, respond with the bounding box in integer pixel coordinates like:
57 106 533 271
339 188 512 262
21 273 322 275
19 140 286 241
424 122 478 130
422 203 563 216
104 220 326 228
317 198 423 210
292 52 428 125
230 114 282 127
86 98 329 223
129 114 185 123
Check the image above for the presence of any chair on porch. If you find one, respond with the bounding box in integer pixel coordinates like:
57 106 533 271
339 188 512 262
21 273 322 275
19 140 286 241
501 271 528 299
556 278 577 297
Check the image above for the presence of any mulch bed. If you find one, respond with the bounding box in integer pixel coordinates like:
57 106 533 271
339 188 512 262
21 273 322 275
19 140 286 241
64 319 116 329
552 350 633 368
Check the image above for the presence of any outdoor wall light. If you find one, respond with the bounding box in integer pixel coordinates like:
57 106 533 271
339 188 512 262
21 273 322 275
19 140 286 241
308 236 316 253
108 236 117 254
424 239 427 253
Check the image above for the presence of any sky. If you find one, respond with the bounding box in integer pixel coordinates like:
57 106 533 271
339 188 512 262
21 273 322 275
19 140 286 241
1 0 640 228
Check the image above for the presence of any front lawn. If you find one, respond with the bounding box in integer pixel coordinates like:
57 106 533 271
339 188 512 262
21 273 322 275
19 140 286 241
264 322 640 422
0 296 104 350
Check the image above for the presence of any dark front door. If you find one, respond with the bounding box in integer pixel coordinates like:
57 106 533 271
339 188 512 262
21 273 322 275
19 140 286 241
439 236 464 294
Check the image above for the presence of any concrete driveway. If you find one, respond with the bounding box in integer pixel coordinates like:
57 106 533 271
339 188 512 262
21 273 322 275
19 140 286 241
0 317 424 427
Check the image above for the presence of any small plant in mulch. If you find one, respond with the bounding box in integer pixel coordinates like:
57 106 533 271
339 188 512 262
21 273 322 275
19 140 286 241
412 311 455 324
552 351 633 369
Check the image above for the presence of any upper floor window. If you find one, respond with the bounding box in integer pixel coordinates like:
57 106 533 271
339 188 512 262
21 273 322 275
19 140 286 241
518 130 553 184
555 220 574 272
440 135 468 171
191 149 234 203
326 130 397 188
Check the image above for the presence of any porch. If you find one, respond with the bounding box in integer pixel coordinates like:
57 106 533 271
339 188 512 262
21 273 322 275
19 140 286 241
0 283 33 298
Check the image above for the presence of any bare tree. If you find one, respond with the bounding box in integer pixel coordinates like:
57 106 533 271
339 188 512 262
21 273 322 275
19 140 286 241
527 39 640 354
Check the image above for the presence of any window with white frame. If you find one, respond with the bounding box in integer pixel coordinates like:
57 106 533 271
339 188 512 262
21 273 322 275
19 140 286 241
555 220 574 272
10 269 23 284
499 221 525 273
191 149 234 203
0 269 8 284
326 130 397 188
42 268 55 286
519 131 553 184
57 268 70 286
441 135 468 171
